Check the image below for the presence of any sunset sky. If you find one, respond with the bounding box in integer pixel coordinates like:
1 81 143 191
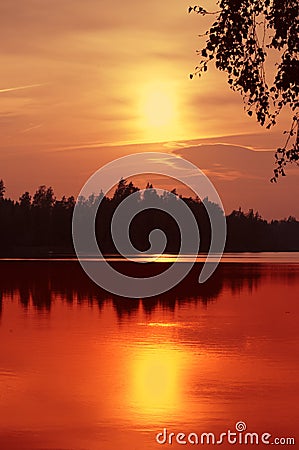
1 0 298 219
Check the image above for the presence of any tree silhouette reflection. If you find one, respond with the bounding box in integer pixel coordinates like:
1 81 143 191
0 261 270 318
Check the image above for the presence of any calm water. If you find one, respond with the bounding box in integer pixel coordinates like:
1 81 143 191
0 258 298 449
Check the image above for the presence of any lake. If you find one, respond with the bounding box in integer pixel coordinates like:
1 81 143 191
0 256 298 449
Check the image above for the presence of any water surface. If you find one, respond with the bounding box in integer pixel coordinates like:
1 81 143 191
0 259 298 449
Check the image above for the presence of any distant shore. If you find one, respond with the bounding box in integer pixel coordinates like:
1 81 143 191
1 180 299 256
1 249 299 260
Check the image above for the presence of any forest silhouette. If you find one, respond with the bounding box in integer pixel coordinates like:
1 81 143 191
0 178 299 257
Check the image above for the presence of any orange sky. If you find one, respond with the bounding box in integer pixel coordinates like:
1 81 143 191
0 0 298 219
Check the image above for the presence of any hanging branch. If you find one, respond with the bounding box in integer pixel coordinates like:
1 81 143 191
189 0 299 180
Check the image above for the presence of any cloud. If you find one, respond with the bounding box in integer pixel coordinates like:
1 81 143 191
0 83 46 94
0 0 296 222
172 143 299 219
0 0 194 55
173 144 273 176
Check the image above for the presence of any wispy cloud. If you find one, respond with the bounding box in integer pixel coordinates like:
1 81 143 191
20 123 43 134
0 83 46 94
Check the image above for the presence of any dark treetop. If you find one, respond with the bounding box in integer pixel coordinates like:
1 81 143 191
0 179 299 257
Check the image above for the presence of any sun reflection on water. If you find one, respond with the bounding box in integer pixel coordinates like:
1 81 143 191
130 345 184 419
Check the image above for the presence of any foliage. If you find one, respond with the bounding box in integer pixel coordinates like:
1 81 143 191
19 191 31 208
32 185 56 208
189 0 299 180
1 179 299 255
0 179 5 200
113 178 140 202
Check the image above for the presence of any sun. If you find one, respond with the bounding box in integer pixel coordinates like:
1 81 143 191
143 88 175 127
138 81 179 140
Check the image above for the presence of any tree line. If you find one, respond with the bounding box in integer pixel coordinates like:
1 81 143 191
0 178 299 256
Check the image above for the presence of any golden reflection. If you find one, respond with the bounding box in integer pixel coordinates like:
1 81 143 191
154 255 179 263
131 345 183 418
